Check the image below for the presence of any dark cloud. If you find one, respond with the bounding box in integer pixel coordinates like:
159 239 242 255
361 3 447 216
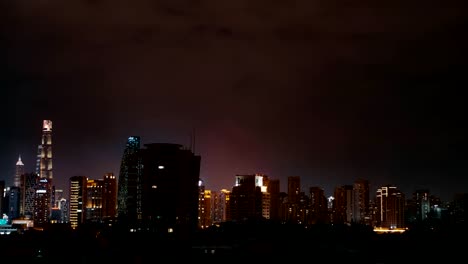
2 0 467 200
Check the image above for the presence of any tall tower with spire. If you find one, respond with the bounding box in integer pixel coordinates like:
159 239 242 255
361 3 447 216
14 155 24 187
34 119 53 226
39 120 53 180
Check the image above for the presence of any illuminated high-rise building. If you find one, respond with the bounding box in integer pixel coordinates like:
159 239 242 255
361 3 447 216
212 189 230 223
69 176 87 229
14 155 24 188
37 119 54 223
39 120 53 180
33 178 52 227
86 179 104 222
50 189 65 223
198 182 212 229
375 185 406 229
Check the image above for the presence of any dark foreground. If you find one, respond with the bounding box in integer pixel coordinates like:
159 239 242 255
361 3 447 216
1 223 466 263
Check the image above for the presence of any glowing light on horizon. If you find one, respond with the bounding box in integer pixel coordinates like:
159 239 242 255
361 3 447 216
373 227 408 234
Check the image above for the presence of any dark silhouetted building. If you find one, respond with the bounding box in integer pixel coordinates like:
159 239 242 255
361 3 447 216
139 143 201 235
117 136 141 222
102 172 117 219
309 186 329 224
353 178 370 225
333 185 353 225
117 139 201 237
7 187 21 221
268 179 281 222
229 174 267 222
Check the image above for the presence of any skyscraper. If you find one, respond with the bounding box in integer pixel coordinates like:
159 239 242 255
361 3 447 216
375 185 406 229
139 143 201 236
20 172 38 219
34 178 52 227
39 120 53 180
116 136 141 221
86 179 104 222
36 120 54 224
116 139 201 236
69 176 87 229
14 155 24 188
353 178 370 224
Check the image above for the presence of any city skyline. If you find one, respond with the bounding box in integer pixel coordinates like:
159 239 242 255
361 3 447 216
3 1 467 202
1 124 465 202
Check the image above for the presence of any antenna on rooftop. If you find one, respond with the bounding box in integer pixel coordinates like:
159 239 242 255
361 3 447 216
189 127 196 153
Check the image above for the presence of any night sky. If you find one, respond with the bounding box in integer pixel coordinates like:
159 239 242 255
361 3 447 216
2 0 467 201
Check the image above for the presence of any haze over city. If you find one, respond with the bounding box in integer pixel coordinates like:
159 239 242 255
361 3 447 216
2 0 467 201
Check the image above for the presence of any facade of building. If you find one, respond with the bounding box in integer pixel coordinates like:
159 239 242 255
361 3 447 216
268 179 281 222
69 176 87 229
7 187 21 221
33 177 52 227
229 174 267 222
212 189 230 224
86 179 104 222
102 172 117 219
199 187 212 229
375 185 406 229
20 172 38 218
